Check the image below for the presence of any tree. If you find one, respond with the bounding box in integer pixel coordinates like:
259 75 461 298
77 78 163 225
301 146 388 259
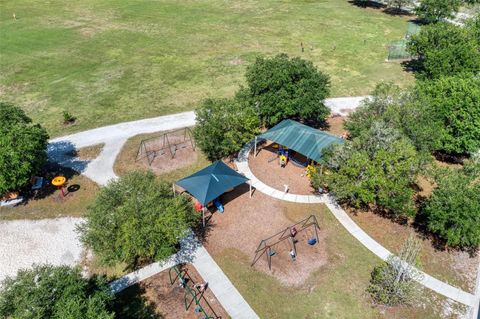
193 98 260 161
367 235 422 306
243 54 330 127
423 163 480 248
78 171 198 267
313 123 423 217
414 75 480 155
345 82 441 153
386 0 414 12
0 265 114 319
415 0 462 23
407 22 480 79
0 102 49 194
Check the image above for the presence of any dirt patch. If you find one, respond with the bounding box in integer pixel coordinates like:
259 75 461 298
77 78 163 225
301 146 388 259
204 185 328 286
144 265 227 318
115 130 198 176
347 208 479 292
249 142 314 195
118 264 228 319
75 143 104 161
325 115 347 136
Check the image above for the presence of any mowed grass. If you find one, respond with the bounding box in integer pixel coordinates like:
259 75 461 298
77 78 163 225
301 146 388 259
212 203 461 319
0 0 413 136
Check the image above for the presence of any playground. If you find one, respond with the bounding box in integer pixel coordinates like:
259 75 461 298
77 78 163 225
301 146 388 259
118 264 228 319
203 187 328 286
248 142 315 195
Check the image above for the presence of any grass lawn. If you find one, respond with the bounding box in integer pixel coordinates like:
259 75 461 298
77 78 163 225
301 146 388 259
209 202 459 319
0 0 413 136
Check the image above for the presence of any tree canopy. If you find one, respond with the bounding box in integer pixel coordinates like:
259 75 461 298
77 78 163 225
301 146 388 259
243 54 330 127
0 102 49 194
415 0 461 23
345 82 441 153
0 265 114 319
414 75 480 155
407 21 480 79
313 122 423 217
193 98 260 161
78 171 198 267
423 163 480 248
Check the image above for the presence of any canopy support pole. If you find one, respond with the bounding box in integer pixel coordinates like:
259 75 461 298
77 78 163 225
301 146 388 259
172 183 175 197
202 207 206 227
249 181 252 198
254 136 257 157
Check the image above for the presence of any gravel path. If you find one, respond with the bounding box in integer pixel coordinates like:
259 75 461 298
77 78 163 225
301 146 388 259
0 217 83 282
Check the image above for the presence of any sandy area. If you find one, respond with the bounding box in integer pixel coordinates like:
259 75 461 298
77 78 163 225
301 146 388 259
204 185 327 286
249 142 314 195
0 217 83 282
136 132 197 174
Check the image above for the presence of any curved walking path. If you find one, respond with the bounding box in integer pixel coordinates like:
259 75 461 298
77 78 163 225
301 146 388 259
235 141 479 311
2 95 478 317
110 232 259 319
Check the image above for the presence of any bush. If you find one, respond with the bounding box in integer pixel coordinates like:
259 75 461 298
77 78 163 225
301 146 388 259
0 102 49 194
63 111 76 124
193 98 260 161
407 22 480 79
78 171 198 267
415 0 461 23
243 53 330 127
0 265 114 319
367 235 421 306
414 75 480 155
314 122 422 217
423 164 480 248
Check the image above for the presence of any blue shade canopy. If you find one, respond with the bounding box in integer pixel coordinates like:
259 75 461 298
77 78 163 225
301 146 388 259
258 119 344 162
175 161 249 206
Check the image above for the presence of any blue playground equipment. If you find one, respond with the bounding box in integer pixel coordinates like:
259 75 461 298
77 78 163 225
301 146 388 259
213 198 224 213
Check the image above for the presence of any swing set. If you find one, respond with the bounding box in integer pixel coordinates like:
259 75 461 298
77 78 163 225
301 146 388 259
168 265 221 319
136 128 196 166
251 215 320 270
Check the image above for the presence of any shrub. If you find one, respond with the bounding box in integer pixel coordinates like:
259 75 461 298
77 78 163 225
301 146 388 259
194 98 260 161
367 235 422 306
243 53 330 127
0 265 114 319
63 111 76 124
0 102 49 194
423 164 480 248
78 171 198 267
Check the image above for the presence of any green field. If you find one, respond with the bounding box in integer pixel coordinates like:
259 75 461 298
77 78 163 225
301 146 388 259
0 0 413 136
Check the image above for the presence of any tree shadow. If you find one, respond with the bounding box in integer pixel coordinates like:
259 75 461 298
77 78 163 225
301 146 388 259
47 140 90 173
348 0 386 10
112 284 162 319
400 59 423 75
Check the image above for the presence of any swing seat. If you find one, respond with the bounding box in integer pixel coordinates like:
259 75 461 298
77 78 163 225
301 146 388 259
307 238 317 245
268 250 276 257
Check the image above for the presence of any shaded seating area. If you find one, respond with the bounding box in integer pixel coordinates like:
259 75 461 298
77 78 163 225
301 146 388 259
174 161 252 226
254 119 344 165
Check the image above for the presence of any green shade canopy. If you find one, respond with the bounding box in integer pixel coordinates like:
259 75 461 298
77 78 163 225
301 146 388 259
175 161 249 206
257 119 344 162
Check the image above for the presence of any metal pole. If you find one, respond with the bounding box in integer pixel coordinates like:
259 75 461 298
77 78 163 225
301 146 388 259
254 136 257 157
172 183 175 197
202 207 206 227
249 181 252 198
